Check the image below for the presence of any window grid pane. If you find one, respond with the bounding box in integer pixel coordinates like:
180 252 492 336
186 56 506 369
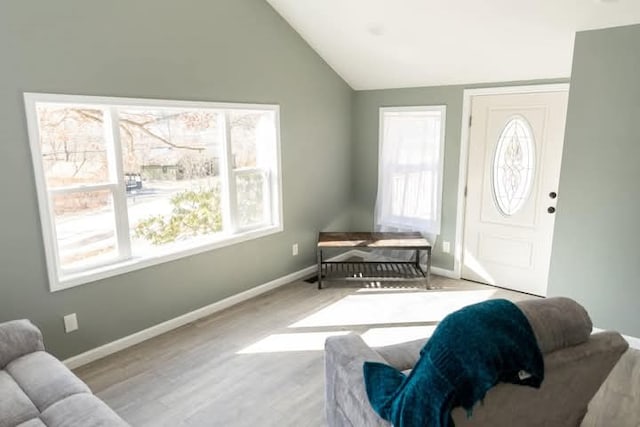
119 107 225 251
52 189 119 272
36 106 110 188
229 110 275 228
235 170 267 228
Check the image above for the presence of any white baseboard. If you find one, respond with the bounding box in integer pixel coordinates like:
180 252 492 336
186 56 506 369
63 250 358 370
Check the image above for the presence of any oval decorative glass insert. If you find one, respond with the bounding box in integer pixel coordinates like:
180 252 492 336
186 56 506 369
492 116 536 216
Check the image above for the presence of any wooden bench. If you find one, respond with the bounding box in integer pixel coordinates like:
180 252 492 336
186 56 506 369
316 232 432 289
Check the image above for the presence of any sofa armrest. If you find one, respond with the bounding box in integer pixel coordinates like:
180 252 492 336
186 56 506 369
0 320 45 369
325 334 390 427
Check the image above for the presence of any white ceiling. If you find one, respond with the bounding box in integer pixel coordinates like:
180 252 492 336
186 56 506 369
267 0 640 90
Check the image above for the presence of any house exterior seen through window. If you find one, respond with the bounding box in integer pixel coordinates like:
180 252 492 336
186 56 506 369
24 93 282 291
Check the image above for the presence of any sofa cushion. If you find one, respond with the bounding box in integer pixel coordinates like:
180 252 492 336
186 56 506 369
41 393 129 427
6 351 90 412
0 371 40 427
517 297 592 354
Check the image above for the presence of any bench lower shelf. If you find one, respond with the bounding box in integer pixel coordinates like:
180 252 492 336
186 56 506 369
316 232 432 290
320 261 428 285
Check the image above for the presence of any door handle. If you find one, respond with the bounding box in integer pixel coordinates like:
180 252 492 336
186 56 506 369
547 207 556 214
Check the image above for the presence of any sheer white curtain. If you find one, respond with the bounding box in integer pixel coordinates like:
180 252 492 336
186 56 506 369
375 106 446 240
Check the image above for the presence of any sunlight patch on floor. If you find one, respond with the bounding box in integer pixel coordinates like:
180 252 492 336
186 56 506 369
289 289 497 328
237 331 351 354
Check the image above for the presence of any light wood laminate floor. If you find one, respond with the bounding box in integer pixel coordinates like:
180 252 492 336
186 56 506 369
75 276 532 426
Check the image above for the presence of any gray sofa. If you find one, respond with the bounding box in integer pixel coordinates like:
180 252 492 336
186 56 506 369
0 320 128 427
325 297 629 427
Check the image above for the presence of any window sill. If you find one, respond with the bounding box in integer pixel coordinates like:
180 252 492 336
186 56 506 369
50 225 283 292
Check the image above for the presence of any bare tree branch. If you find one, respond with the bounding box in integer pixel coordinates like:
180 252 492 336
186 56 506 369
72 156 87 177
118 123 135 156
119 118 204 152
41 110 71 128
73 109 103 124
74 109 203 152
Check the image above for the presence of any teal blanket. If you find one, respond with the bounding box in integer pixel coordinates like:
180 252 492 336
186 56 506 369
363 299 544 427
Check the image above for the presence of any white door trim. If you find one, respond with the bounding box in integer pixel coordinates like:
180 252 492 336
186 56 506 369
453 83 570 279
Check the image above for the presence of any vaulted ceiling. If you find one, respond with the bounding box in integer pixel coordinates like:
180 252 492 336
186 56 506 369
267 0 640 90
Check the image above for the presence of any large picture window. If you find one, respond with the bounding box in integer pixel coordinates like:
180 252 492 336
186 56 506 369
25 93 282 291
375 106 446 234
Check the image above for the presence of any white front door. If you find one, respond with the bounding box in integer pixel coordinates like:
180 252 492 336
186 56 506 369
462 90 568 296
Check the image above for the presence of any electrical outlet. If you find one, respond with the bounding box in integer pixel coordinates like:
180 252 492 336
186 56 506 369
63 313 78 333
292 243 299 256
442 241 451 254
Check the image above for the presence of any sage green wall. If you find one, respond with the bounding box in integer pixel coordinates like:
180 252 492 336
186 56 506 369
548 24 640 337
0 0 352 359
352 79 567 270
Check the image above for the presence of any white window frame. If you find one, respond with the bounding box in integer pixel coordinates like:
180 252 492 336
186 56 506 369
376 105 447 233
24 93 283 292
